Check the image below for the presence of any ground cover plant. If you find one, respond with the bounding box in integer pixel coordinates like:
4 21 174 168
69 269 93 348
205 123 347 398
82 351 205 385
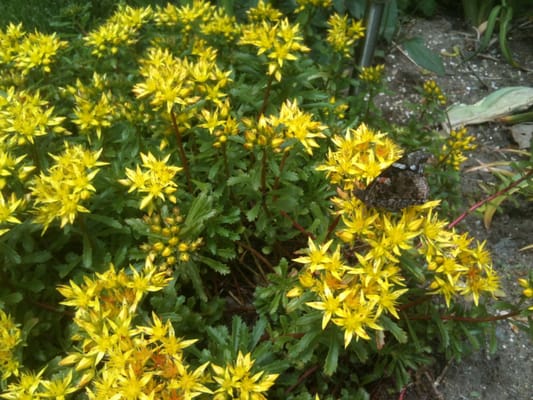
0 1 532 399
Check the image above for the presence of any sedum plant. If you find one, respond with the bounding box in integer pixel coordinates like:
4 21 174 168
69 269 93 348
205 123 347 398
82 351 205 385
0 1 531 399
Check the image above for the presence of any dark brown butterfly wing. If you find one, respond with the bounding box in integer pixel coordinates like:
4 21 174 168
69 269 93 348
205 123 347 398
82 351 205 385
354 151 430 212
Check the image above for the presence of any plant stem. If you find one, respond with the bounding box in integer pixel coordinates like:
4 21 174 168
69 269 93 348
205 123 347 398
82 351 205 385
170 110 192 192
272 151 289 192
259 75 274 117
448 168 533 229
260 146 270 215
221 141 229 180
408 309 521 323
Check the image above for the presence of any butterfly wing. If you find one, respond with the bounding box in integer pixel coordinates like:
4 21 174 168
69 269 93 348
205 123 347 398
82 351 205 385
354 151 430 212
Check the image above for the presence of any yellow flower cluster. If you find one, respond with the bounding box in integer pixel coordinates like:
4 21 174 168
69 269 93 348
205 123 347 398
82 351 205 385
243 99 327 155
133 45 232 115
0 23 67 77
199 98 239 148
2 263 278 399
200 9 240 40
423 79 446 106
439 127 477 171
69 73 116 141
246 0 283 22
142 207 203 266
212 351 279 400
153 1 239 40
119 152 182 214
0 309 22 381
326 13 365 57
290 124 501 347
154 0 213 27
317 123 401 190
0 192 22 236
0 87 66 146
240 18 310 81
84 5 152 57
359 64 385 84
30 144 106 231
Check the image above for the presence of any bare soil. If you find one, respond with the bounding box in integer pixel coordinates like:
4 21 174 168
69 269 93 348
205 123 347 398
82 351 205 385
376 13 533 400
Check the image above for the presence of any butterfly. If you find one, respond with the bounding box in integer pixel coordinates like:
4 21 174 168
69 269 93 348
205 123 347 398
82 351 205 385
354 150 431 212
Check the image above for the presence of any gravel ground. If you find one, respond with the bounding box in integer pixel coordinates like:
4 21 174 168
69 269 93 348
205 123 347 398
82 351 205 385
375 14 533 400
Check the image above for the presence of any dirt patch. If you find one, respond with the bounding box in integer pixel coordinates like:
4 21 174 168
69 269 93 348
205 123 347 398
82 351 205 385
377 14 533 400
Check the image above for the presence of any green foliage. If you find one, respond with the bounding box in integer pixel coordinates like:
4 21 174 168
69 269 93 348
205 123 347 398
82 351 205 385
0 1 531 399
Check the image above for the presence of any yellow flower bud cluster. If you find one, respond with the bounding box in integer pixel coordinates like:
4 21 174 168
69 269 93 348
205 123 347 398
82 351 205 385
439 127 476 171
358 64 385 84
142 208 203 268
423 80 446 106
518 278 533 311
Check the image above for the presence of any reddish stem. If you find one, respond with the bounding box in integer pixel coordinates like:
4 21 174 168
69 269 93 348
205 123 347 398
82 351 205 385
170 110 192 192
279 210 315 240
285 365 320 394
407 309 521 323
448 169 533 229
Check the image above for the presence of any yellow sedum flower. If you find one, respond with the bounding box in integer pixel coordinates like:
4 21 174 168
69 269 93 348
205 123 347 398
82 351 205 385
14 31 67 75
133 46 231 114
0 192 22 236
270 99 327 154
0 23 25 65
30 144 106 231
247 0 283 22
243 99 326 155
0 24 66 75
119 152 182 213
240 18 310 82
211 351 279 400
73 92 115 140
0 308 22 381
292 123 501 346
326 13 365 57
0 87 66 146
85 5 152 57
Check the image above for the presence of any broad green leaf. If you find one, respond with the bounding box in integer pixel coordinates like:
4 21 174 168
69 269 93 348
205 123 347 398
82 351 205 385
403 37 445 76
